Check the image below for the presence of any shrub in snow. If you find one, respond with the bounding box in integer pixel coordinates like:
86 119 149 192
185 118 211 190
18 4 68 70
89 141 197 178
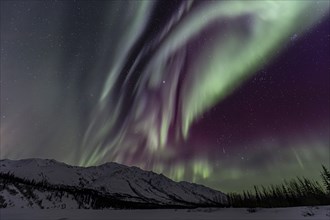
247 207 257 213
302 207 316 217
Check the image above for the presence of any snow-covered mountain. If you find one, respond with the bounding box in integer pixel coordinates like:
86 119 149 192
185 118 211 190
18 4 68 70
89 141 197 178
0 159 227 209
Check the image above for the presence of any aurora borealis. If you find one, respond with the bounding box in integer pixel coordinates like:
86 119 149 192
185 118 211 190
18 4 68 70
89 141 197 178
1 0 329 192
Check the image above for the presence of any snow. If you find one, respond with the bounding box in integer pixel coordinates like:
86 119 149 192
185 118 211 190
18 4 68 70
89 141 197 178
1 159 330 219
1 206 329 220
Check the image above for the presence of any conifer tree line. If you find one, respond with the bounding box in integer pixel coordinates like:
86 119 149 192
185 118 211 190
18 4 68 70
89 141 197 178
228 165 330 208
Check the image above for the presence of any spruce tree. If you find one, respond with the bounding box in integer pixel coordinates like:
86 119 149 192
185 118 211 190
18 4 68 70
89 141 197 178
321 165 330 194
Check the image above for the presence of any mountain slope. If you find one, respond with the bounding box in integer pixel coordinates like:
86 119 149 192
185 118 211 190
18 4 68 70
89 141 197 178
0 159 227 209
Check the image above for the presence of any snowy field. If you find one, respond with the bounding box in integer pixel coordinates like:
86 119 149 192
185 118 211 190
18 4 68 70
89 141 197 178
1 206 330 220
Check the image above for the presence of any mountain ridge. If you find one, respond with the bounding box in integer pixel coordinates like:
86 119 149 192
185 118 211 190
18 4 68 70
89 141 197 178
0 158 228 209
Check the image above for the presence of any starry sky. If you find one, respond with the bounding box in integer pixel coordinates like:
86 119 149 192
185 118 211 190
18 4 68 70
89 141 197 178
1 0 329 193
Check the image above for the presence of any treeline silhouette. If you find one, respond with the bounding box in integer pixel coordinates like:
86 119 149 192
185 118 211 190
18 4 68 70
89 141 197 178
228 165 330 208
1 165 329 209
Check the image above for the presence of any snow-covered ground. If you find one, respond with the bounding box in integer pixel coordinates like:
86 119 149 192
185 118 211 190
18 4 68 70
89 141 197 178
1 206 330 220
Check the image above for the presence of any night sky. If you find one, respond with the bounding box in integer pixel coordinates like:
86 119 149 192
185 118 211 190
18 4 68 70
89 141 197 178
1 1 329 193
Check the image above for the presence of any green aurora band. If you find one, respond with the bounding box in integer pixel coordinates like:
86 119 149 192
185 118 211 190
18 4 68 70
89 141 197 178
1 0 329 192
74 1 329 191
